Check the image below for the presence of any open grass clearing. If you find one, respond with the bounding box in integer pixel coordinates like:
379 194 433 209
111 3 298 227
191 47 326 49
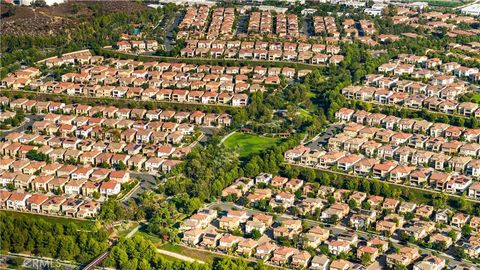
223 132 281 158
159 243 219 263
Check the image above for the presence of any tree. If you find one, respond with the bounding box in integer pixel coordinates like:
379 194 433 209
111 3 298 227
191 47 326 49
348 199 357 209
117 161 127 170
250 229 261 240
328 214 339 224
360 252 372 265
462 224 473 237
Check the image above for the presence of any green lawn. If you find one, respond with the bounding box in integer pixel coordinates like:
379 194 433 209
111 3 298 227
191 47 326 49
0 210 95 229
471 93 480 103
159 243 220 264
298 108 312 120
134 228 163 246
223 132 281 158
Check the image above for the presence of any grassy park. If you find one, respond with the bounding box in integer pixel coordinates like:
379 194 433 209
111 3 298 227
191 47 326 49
223 132 281 158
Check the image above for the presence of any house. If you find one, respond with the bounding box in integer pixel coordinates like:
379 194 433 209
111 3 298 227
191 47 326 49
328 239 351 255
329 259 353 270
376 220 397 235
100 180 121 196
219 216 240 231
291 251 311 268
182 229 204 246
435 208 452 224
429 233 453 249
451 213 470 228
200 232 222 249
237 238 258 257
6 192 31 211
76 200 101 218
386 246 419 268
303 226 329 248
309 255 330 270
26 193 49 213
335 108 355 122
255 242 276 260
357 246 378 263
41 196 66 215
367 238 389 252
270 246 299 266
321 203 350 220
217 234 241 252
413 255 445 270
255 173 273 185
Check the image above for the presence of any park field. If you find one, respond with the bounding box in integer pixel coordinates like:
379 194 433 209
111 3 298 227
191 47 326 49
223 132 281 158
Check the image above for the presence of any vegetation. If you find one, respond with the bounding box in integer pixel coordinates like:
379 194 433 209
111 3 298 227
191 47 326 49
104 235 268 270
223 132 282 159
0 109 25 130
1 3 179 78
0 211 108 264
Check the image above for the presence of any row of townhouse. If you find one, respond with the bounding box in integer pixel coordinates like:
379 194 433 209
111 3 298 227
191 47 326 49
7 81 249 107
449 42 480 55
185 39 341 55
381 54 480 81
285 143 480 201
328 129 480 177
364 73 468 96
2 131 184 173
206 7 235 40
32 120 190 144
179 6 209 31
342 86 480 116
0 166 122 198
275 13 299 38
116 40 159 52
7 98 232 126
40 51 103 68
182 207 365 269
0 190 101 218
180 46 345 65
226 175 480 233
336 108 480 141
56 56 303 82
213 177 465 267
248 11 273 36
314 16 338 37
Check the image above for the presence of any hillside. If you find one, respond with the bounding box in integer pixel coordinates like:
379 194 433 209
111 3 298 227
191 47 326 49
0 1 148 36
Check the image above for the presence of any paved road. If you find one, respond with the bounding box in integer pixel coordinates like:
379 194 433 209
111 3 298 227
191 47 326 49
129 172 157 202
0 114 43 139
304 123 343 149
163 11 184 51
454 0 480 10
208 202 475 268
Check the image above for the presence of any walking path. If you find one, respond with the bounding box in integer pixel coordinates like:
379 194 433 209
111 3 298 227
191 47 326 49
219 130 236 144
156 249 205 264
